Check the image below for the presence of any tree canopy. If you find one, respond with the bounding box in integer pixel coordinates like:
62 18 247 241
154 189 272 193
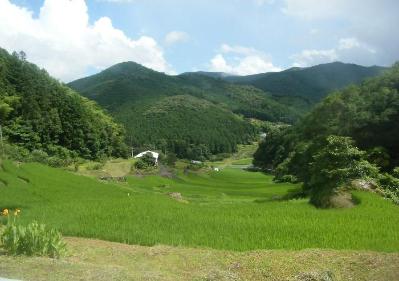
0 48 128 161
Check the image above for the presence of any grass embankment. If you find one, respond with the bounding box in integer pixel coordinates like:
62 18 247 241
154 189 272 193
0 160 398 252
0 237 398 281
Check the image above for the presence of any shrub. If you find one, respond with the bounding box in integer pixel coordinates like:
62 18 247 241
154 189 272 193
0 209 66 258
134 153 156 170
29 149 49 163
165 153 177 167
275 174 298 183
379 173 399 191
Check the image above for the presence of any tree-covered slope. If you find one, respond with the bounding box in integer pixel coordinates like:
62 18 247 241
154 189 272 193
0 48 127 160
69 62 300 123
116 95 255 158
226 62 386 106
69 62 301 157
253 63 399 206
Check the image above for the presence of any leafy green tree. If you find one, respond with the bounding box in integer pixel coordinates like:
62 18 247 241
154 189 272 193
165 152 177 167
0 47 128 161
306 136 379 207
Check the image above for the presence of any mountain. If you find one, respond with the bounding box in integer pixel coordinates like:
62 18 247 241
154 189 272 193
69 62 299 122
0 48 127 161
254 62 399 175
180 71 237 79
69 62 300 158
225 62 387 108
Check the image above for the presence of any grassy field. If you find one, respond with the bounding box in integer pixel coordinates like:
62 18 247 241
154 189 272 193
0 237 398 281
0 159 398 253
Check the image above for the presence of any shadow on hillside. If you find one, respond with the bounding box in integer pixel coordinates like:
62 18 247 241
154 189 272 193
253 188 307 203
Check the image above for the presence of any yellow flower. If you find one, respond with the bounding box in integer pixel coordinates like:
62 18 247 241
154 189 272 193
16 209 21 213
2 209 9 216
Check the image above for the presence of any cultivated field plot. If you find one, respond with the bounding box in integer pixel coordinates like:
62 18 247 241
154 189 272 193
0 160 398 252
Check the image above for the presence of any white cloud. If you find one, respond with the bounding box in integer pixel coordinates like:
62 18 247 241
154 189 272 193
291 37 377 67
291 49 338 67
164 31 189 46
282 0 399 66
209 44 281 75
0 0 173 81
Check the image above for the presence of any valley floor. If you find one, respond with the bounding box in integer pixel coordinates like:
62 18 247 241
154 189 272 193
0 237 398 281
1 151 399 280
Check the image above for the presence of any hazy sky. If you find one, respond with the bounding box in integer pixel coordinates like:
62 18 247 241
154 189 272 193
1 0 398 81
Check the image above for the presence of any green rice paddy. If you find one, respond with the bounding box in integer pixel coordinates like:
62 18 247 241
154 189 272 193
0 160 398 252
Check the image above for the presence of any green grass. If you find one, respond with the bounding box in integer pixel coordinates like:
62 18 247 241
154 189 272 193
231 158 253 165
0 160 398 252
1 237 398 281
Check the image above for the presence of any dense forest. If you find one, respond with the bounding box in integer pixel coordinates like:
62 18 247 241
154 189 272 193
224 62 386 112
119 95 255 159
0 48 128 164
69 62 299 158
253 63 399 207
69 61 384 159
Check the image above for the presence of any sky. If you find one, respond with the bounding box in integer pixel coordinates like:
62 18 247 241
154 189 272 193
0 0 398 82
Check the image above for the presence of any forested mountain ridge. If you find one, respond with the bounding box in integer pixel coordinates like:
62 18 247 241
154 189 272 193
68 62 300 158
118 95 256 158
69 61 299 122
222 62 387 108
0 48 128 162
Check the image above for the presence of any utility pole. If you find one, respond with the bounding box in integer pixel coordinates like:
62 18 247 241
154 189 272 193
129 135 134 158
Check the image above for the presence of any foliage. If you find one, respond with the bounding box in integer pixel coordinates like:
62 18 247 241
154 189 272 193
1 209 66 258
226 61 386 107
253 63 399 206
0 48 128 161
306 136 379 207
164 152 177 167
119 95 256 158
134 152 156 169
68 62 300 157
252 123 294 170
0 160 398 251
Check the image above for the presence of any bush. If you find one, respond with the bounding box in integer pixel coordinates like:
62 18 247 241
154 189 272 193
134 152 156 170
134 159 147 170
275 174 298 183
379 173 399 191
1 210 66 258
165 153 177 167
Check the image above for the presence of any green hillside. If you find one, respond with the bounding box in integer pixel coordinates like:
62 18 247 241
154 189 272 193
1 160 398 252
0 48 128 160
68 62 299 157
116 95 256 157
253 63 399 206
226 62 386 108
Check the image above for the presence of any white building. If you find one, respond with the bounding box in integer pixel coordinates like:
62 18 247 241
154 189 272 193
134 151 159 164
